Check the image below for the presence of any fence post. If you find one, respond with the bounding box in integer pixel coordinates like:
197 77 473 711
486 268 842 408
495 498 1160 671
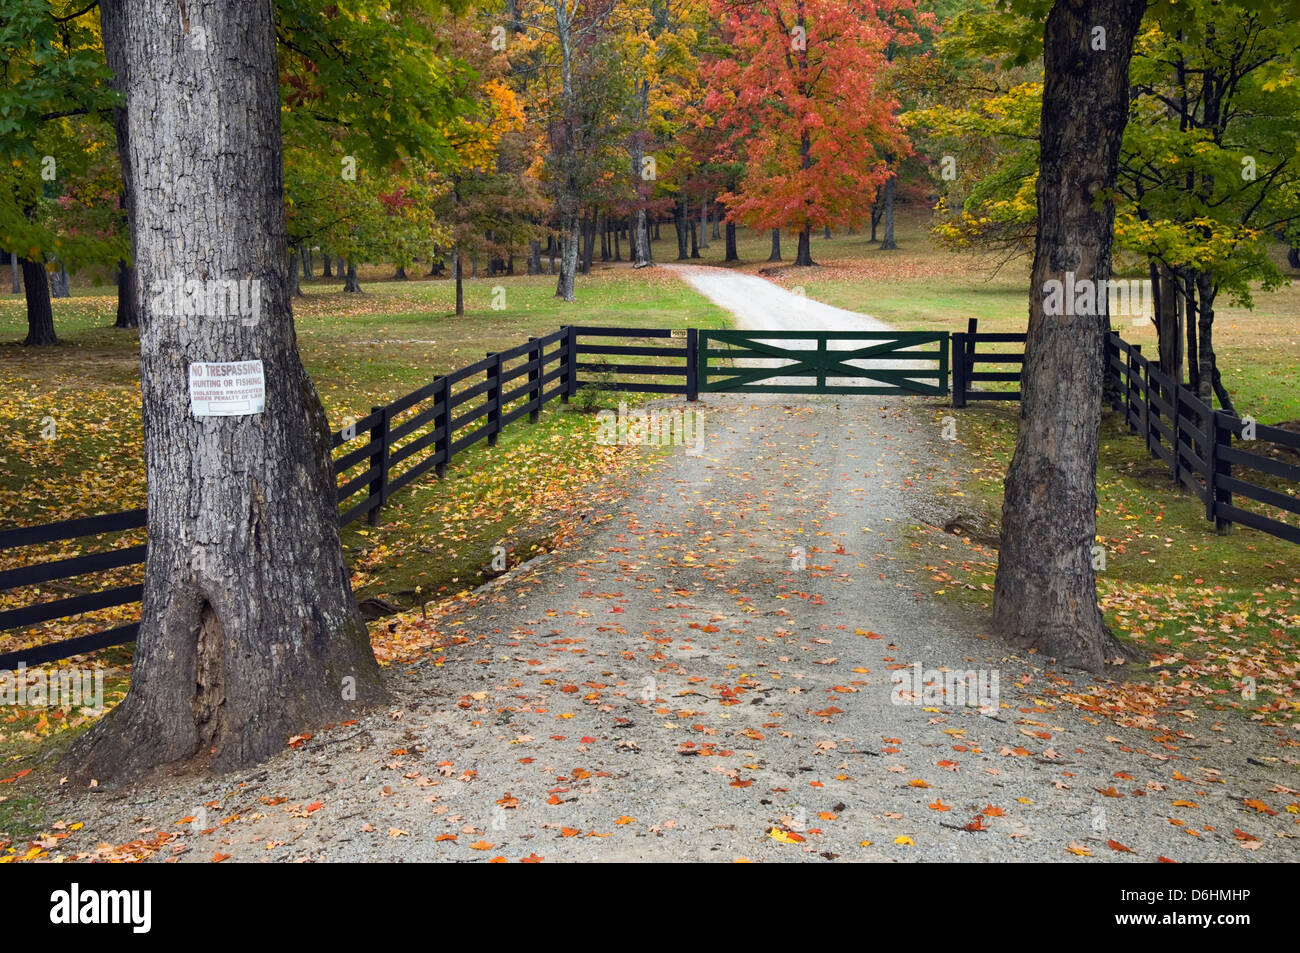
1142 357 1155 458
562 325 577 402
685 328 699 401
951 332 967 408
1126 344 1141 432
486 351 502 446
528 337 541 422
964 319 978 398
435 375 450 479
1208 411 1233 535
366 404 389 526
1170 381 1181 487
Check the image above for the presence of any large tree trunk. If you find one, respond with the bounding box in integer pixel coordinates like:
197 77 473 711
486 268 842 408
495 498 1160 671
49 261 71 298
633 210 651 267
288 249 303 297
114 259 139 328
555 215 579 301
67 0 384 785
879 176 898 250
992 0 1145 673
454 250 464 316
1194 271 1235 414
699 197 710 249
1182 269 1199 393
343 261 361 293
794 226 815 266
768 229 782 262
321 253 333 278
1154 261 1181 382
674 199 689 260
528 239 542 275
725 221 739 263
581 212 595 275
21 258 57 345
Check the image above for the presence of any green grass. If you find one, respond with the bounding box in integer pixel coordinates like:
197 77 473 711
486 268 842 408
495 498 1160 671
0 257 728 671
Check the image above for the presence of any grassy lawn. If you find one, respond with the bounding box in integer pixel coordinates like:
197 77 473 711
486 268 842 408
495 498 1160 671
1 211 1296 840
0 257 729 797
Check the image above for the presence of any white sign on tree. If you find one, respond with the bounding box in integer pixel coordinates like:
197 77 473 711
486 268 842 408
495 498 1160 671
189 360 266 417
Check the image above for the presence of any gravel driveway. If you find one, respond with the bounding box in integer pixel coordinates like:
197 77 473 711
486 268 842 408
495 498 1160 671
42 268 1297 863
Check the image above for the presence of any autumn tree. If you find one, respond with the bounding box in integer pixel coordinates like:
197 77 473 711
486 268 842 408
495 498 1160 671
67 0 393 783
0 0 121 344
707 0 921 266
992 0 1147 671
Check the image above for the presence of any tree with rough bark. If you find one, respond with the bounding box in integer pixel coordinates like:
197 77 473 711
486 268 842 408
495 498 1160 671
992 0 1148 672
706 0 921 266
67 0 385 784
1 0 122 344
911 0 1300 410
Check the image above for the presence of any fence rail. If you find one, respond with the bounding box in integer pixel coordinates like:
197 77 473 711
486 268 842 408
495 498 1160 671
3 319 1297 671
1107 334 1300 544
951 319 1026 406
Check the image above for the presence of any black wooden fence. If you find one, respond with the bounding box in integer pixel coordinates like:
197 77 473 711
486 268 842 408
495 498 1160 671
1107 334 1300 544
3 320 1296 671
951 318 1025 406
0 326 699 670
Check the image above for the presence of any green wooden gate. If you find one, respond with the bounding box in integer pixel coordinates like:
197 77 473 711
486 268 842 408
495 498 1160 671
697 330 949 396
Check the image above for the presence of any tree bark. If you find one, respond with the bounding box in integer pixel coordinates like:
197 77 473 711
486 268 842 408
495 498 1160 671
767 229 782 262
21 258 57 345
674 198 689 260
528 239 541 275
581 212 595 275
9 252 20 294
393 265 407 280
343 261 361 293
288 249 303 297
50 262 71 298
67 0 384 784
794 226 815 267
1182 269 1199 392
633 210 651 267
725 222 739 263
992 0 1146 673
321 254 333 278
454 250 464 315
1153 261 1181 382
555 215 579 301
699 197 710 249
114 259 139 329
879 176 898 250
